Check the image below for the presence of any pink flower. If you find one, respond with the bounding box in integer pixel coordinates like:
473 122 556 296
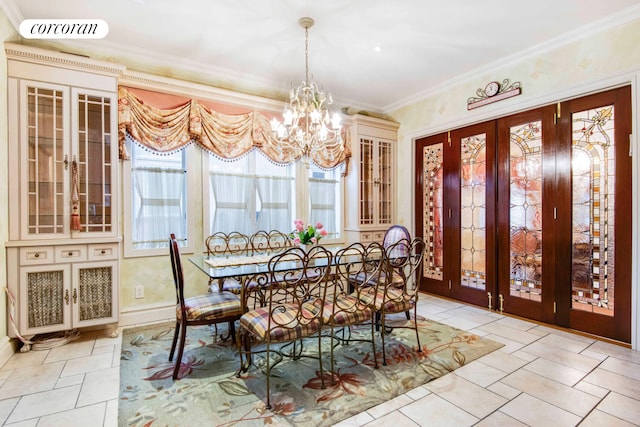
290 219 329 244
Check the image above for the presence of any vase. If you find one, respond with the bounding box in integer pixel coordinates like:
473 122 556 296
298 243 314 254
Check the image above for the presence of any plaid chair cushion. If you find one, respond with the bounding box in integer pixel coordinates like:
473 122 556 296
384 271 405 287
240 300 322 342
178 291 242 321
348 271 382 287
348 270 402 288
322 294 373 325
359 287 415 314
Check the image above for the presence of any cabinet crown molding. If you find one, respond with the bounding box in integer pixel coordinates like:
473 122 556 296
5 42 125 77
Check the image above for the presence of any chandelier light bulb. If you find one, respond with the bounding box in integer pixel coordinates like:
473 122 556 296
331 113 341 130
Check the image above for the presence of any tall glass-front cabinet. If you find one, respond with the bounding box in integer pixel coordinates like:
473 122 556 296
5 44 123 349
344 115 399 243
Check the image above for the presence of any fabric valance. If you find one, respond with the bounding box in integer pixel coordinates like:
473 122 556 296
117 87 351 170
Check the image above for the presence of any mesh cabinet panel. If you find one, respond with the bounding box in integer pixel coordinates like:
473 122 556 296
78 266 113 321
27 270 65 328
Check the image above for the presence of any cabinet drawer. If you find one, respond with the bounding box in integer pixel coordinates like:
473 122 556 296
56 245 87 262
19 247 54 265
372 231 385 242
88 243 118 261
360 232 373 243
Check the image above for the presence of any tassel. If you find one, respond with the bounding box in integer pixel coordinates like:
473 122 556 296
71 211 81 231
71 158 83 231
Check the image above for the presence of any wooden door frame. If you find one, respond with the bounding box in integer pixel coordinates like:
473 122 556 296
555 86 632 342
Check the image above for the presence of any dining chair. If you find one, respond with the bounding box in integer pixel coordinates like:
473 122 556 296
250 229 292 255
382 224 413 321
363 237 426 366
382 224 412 284
323 242 384 378
205 231 251 293
168 233 243 380
236 245 332 409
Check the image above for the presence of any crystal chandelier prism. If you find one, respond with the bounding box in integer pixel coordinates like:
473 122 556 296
270 17 343 166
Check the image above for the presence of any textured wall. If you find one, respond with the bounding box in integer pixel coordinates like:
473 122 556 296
389 18 640 228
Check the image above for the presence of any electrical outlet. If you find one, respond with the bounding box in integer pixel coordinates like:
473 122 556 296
135 285 144 299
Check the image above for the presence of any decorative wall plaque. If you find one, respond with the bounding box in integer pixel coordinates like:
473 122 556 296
467 79 521 110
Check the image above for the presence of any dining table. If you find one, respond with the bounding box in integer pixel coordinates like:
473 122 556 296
189 245 385 298
189 247 347 311
189 249 335 281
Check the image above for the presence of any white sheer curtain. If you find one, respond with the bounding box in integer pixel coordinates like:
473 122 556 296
132 167 186 248
309 177 338 237
210 172 254 235
255 175 293 232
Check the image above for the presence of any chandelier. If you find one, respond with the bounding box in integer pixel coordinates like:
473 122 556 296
270 17 343 166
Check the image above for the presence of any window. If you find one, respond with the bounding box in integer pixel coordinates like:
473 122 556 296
123 139 196 257
309 164 341 239
204 151 343 242
205 151 294 235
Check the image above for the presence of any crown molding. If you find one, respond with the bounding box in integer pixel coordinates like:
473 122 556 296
5 42 125 77
386 6 640 113
0 0 22 30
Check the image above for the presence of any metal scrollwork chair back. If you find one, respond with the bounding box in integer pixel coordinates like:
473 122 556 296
236 245 332 409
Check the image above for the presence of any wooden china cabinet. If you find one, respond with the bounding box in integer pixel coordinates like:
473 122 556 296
344 114 399 244
5 44 124 349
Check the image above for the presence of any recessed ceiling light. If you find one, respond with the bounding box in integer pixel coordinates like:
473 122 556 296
374 46 381 53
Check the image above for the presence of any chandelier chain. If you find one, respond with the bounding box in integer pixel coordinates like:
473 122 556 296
304 25 309 84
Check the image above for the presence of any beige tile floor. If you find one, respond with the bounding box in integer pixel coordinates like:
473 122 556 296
0 293 638 426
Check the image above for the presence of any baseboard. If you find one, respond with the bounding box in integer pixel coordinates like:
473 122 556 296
118 303 175 328
0 336 18 365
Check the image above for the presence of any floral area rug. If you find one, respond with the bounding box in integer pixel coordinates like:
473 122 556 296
119 315 503 427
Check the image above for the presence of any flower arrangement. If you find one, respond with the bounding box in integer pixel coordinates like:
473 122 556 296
290 219 328 245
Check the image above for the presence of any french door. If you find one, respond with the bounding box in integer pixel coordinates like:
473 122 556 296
415 86 632 342
415 122 496 308
557 87 631 340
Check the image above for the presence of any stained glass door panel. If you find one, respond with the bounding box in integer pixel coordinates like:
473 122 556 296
509 121 543 301
460 134 487 291
422 143 444 281
571 106 614 315
497 106 556 323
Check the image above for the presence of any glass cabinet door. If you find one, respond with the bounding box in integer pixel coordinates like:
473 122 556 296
359 137 375 225
73 89 115 234
377 139 393 225
359 136 393 227
24 83 70 237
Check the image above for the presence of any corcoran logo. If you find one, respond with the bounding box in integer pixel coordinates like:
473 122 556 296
19 19 109 39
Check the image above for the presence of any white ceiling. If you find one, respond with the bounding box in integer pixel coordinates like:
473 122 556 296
3 0 640 113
